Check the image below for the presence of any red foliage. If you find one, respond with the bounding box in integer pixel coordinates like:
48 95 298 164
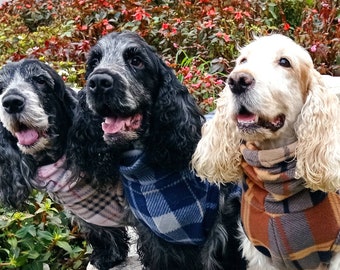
0 0 339 111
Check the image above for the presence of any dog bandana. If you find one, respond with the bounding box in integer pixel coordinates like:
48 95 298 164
240 141 340 269
32 156 127 227
119 149 220 245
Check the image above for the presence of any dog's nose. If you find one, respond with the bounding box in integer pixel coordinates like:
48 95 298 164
228 72 254 95
2 94 25 114
87 74 113 93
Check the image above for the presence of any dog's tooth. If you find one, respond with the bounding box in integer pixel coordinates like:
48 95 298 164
237 113 257 124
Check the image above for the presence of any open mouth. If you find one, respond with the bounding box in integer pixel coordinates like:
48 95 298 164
236 106 285 132
13 124 46 147
101 114 143 135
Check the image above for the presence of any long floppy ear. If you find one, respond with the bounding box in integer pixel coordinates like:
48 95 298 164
146 61 205 170
295 70 340 192
0 124 32 209
191 87 243 184
43 62 78 119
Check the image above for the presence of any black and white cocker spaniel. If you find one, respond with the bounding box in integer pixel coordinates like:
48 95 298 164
0 59 130 270
84 31 246 270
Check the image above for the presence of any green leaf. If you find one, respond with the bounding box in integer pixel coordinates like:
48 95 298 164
15 225 37 238
56 241 73 253
22 261 44 270
37 230 53 241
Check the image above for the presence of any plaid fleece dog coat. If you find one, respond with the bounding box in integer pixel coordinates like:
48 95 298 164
32 156 127 227
240 142 340 269
120 149 221 245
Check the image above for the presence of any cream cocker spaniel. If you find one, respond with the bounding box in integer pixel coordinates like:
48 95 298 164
192 34 340 270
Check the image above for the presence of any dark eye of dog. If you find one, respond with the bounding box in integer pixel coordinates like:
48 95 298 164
129 56 144 69
279 57 291 68
33 75 46 85
239 58 247 64
89 58 100 70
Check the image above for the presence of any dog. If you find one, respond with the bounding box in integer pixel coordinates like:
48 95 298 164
192 34 340 269
84 31 246 270
0 59 130 270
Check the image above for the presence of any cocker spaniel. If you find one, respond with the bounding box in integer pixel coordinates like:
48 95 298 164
84 31 246 270
0 59 130 270
192 34 340 270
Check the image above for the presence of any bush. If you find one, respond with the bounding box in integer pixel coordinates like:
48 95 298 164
0 0 339 111
0 191 89 269
0 0 339 268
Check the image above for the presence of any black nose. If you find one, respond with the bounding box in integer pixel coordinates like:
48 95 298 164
2 94 25 114
87 73 114 94
228 72 254 95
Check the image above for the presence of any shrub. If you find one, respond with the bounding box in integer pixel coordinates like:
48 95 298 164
0 192 89 269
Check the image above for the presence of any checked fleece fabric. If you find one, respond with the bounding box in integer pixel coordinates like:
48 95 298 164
33 156 127 227
240 141 340 269
120 149 222 245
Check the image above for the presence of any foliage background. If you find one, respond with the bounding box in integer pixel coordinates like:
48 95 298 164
0 0 339 269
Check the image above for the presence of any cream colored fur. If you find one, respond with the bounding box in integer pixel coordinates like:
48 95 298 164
192 34 340 192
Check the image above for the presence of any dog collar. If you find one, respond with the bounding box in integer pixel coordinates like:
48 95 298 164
119 149 219 245
240 142 340 269
33 156 127 227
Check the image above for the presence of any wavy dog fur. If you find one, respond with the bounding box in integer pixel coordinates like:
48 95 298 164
84 31 246 270
193 35 340 192
192 34 340 269
0 59 129 270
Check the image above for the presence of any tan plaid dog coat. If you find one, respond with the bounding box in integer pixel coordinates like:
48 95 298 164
32 156 127 227
240 142 340 269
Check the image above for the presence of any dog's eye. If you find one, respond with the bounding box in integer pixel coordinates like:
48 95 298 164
33 75 46 85
88 58 100 69
279 58 291 68
129 57 144 69
239 58 247 64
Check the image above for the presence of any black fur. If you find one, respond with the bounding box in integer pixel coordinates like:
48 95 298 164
0 122 31 208
85 31 246 270
66 89 121 185
0 59 129 270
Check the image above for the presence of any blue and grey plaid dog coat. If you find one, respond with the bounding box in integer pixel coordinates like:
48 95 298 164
120 149 220 245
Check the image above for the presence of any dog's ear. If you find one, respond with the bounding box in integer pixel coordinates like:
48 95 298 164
0 124 31 209
42 62 77 118
295 70 340 192
146 61 205 170
192 87 243 184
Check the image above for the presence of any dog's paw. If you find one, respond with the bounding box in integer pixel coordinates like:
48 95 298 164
86 262 99 270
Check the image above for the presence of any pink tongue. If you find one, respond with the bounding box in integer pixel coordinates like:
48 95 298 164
15 129 39 146
102 117 130 134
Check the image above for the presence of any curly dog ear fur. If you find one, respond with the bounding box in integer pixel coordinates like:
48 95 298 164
295 70 340 192
0 124 32 208
146 61 205 170
192 87 243 184
39 61 77 120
